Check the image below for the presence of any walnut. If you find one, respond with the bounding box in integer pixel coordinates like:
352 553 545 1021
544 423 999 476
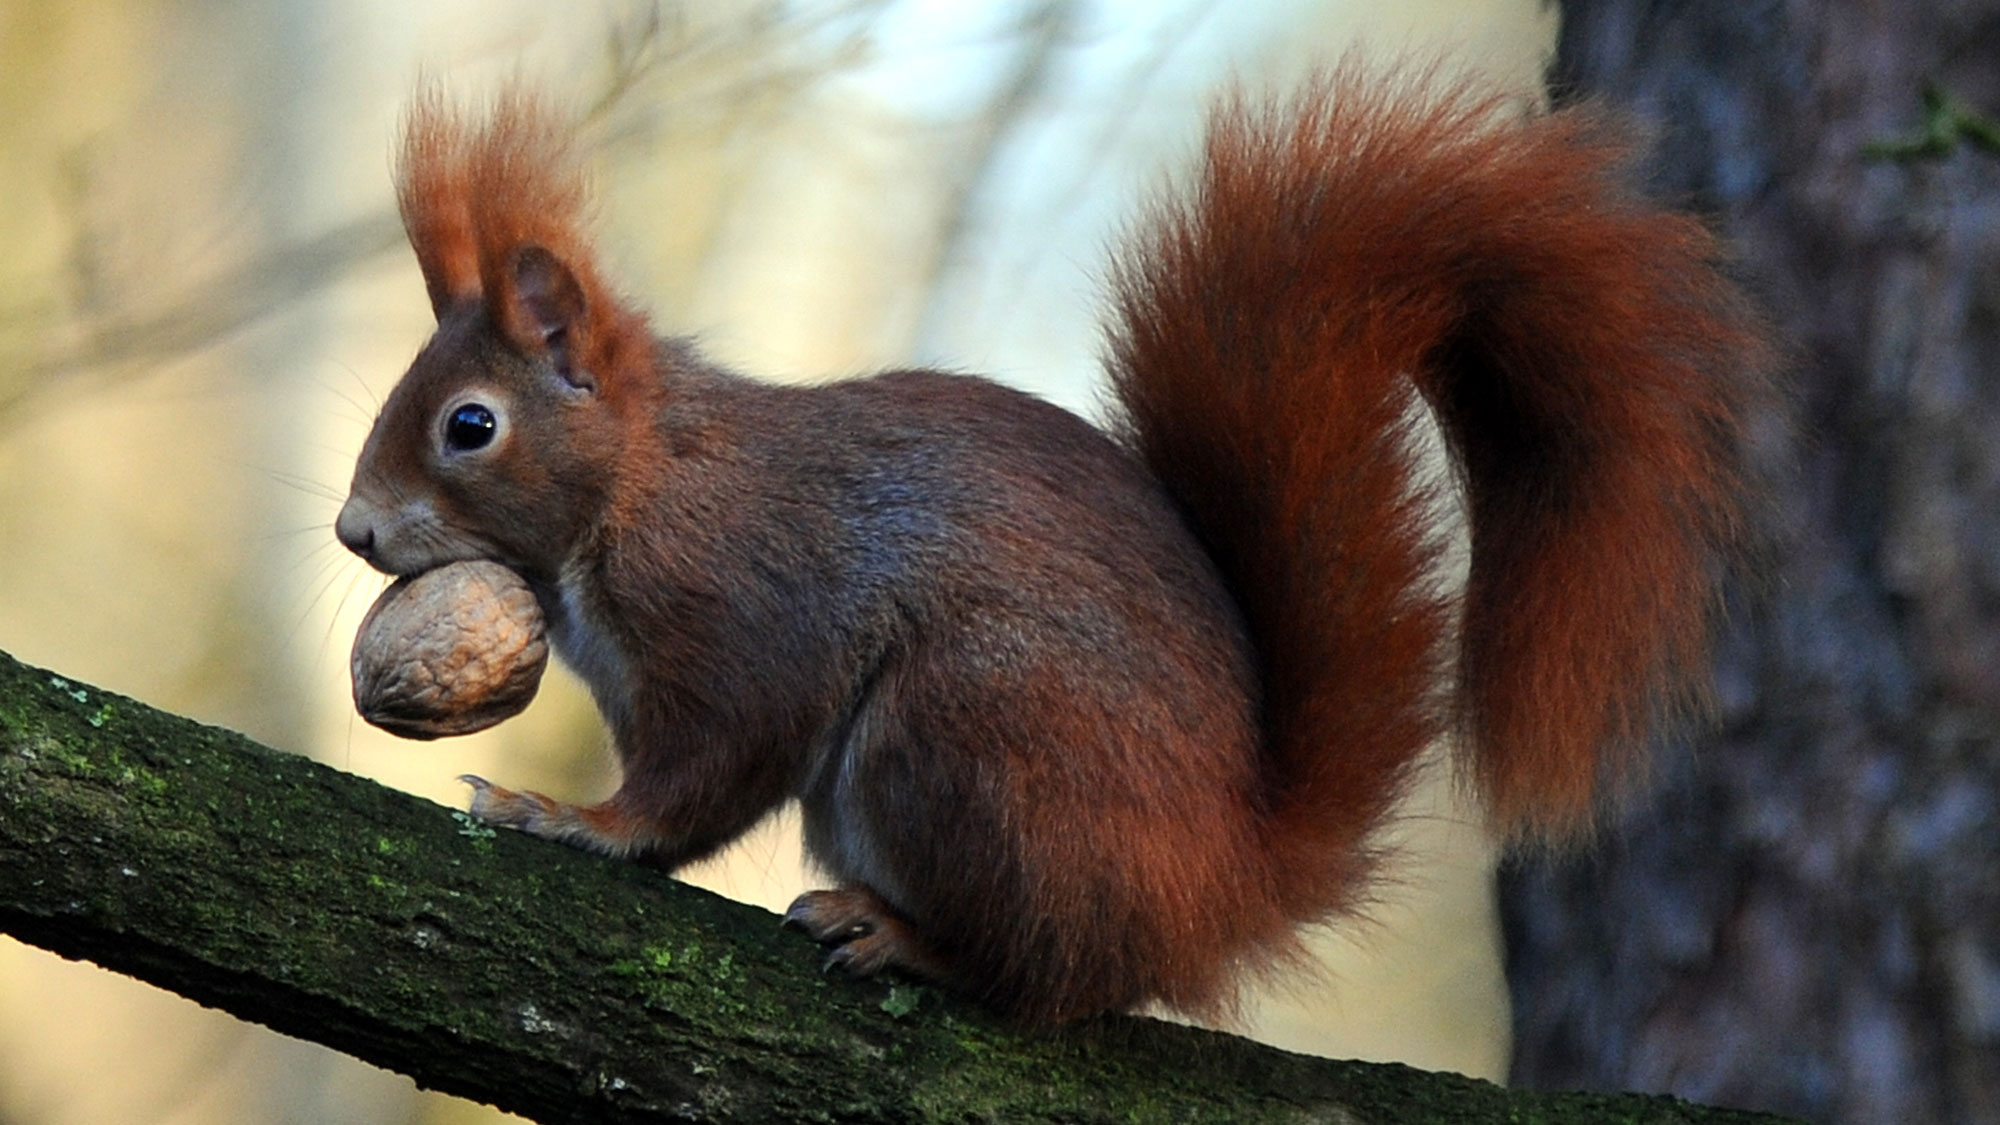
350 560 549 739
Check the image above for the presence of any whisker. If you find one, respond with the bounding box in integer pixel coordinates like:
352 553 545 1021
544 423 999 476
261 521 339 545
343 362 384 413
292 549 369 645
320 565 375 666
297 439 366 461
324 392 378 430
319 366 384 427
263 470 350 504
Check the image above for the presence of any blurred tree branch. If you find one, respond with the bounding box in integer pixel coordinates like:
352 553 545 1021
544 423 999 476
0 0 887 437
0 647 1788 1124
0 214 410 427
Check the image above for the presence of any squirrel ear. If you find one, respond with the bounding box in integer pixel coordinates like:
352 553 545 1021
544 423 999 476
505 245 594 391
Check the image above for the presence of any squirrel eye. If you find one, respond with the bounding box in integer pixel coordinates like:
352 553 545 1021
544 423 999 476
443 403 498 452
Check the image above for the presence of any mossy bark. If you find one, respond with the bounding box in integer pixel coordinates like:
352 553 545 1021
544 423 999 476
0 648 1787 1124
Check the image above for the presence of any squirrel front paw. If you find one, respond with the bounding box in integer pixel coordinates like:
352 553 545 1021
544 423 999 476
460 773 558 828
459 774 652 858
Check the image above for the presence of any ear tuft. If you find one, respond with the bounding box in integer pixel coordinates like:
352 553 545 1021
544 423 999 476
395 81 643 384
397 84 482 318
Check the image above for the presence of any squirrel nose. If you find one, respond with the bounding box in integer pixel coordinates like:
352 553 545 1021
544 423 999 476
335 500 377 561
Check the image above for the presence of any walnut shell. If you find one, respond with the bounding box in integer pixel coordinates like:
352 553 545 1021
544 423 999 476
351 560 549 739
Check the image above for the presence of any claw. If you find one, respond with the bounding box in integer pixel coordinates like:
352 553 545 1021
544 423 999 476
781 887 946 982
458 773 515 822
784 890 872 942
784 894 872 940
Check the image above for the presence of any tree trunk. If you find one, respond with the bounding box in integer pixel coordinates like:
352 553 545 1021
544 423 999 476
1505 4 2000 1122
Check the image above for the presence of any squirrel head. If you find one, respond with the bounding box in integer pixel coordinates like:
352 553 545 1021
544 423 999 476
337 85 650 581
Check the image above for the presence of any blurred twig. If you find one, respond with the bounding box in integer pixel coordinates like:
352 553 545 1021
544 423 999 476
1864 82 2000 162
0 1 889 437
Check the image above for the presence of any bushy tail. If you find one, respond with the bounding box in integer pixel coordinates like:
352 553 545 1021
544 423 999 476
1105 66 1769 916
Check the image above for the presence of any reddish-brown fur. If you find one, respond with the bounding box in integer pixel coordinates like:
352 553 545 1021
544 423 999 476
1111 72 1771 849
336 69 1768 1024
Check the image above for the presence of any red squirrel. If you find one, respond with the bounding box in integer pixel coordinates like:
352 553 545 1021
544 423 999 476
335 70 1768 1025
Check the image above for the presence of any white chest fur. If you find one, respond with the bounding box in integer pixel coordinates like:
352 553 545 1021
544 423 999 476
545 563 636 735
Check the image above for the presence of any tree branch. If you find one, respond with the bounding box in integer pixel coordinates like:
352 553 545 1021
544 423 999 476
0 648 1785 1123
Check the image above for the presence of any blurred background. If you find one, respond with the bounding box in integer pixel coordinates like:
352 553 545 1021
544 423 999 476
0 2 1551 1122
4 2 1998 1124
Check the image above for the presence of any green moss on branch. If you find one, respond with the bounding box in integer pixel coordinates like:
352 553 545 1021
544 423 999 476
0 649 1793 1123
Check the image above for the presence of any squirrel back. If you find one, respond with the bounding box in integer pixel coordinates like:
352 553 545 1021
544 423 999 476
339 69 1769 1025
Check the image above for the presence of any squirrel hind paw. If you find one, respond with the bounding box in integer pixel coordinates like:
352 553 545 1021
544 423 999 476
784 888 946 981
